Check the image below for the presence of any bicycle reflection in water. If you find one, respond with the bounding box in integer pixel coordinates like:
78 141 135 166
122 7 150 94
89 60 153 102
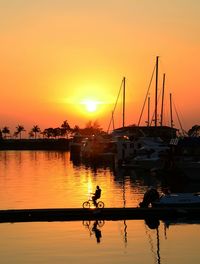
82 220 105 243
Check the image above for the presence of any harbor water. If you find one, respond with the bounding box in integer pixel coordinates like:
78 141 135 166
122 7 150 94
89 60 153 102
0 150 200 264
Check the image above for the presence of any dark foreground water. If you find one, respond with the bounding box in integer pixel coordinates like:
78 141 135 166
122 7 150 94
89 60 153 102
0 150 200 264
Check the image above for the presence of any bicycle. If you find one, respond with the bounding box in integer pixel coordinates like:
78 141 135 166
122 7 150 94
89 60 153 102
82 220 105 243
82 220 105 228
82 195 105 208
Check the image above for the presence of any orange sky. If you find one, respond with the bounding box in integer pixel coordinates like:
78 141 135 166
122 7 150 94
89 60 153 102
0 0 200 135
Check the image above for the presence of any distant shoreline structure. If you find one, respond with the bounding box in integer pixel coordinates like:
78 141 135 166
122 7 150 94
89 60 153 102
0 138 70 151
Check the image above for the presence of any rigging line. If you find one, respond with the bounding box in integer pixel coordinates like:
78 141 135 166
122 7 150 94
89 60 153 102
144 223 157 264
156 228 161 264
113 79 124 117
107 78 124 133
112 111 115 130
107 112 114 133
173 100 185 135
123 220 128 246
138 64 156 126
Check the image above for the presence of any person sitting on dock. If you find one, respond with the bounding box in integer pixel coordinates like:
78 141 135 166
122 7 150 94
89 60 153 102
92 186 101 207
139 188 160 208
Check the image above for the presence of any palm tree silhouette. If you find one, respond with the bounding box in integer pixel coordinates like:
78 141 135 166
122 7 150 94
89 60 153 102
2 126 10 139
28 131 34 139
15 125 26 139
31 125 41 139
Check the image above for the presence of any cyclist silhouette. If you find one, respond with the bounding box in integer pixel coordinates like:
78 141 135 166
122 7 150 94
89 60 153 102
92 186 101 207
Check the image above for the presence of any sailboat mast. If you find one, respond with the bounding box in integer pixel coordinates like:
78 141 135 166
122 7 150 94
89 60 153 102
147 96 150 126
170 93 173 128
122 77 126 127
155 56 159 127
160 73 165 126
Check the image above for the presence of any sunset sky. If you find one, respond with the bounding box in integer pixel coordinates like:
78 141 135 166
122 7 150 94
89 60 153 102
1 0 200 134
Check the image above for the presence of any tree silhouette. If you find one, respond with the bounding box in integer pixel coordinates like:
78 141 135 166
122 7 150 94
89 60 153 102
42 128 54 138
31 125 41 139
28 131 34 139
71 125 80 136
2 126 10 139
61 120 71 139
81 120 103 136
13 131 19 138
15 125 26 139
188 125 200 137
53 127 61 138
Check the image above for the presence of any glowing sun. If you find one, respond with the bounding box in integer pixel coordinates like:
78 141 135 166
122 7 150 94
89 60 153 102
83 100 98 112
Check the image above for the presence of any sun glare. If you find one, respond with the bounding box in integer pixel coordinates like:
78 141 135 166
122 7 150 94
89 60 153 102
83 100 98 113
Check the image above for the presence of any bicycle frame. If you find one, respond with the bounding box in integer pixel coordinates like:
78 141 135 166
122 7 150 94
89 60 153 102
82 198 104 209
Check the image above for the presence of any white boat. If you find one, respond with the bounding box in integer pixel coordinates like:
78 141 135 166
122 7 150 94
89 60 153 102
139 188 200 207
112 135 135 165
121 137 169 169
80 134 115 161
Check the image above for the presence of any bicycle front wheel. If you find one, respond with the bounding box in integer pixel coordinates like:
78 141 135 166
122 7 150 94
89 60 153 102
97 220 105 227
97 201 104 208
83 201 90 208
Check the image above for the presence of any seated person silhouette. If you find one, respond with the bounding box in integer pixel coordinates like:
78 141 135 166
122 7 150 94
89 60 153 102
92 186 101 207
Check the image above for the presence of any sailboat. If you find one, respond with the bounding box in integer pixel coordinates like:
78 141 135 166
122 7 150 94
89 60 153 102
116 57 177 169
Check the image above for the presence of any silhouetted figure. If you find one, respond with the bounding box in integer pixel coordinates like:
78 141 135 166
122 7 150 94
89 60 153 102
145 217 160 229
139 188 160 208
92 221 102 243
92 186 101 207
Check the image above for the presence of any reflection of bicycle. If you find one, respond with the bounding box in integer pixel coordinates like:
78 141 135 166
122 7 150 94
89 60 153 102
82 196 105 208
82 220 105 228
82 220 105 243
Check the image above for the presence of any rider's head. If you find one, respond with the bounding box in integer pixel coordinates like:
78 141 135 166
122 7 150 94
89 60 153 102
96 185 99 189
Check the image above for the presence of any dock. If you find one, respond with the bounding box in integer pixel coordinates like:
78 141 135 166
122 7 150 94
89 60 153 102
1 207 200 223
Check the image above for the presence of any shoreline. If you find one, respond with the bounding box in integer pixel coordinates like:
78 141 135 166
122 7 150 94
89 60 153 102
0 207 200 223
0 138 69 150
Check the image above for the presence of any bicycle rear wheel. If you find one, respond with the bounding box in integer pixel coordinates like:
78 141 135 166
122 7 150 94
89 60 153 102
83 201 90 208
82 220 90 226
97 201 104 208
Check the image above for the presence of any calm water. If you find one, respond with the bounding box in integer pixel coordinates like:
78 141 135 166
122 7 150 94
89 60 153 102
0 150 200 264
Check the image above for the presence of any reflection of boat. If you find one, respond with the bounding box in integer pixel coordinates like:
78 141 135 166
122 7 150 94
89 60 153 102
163 219 200 230
171 160 200 181
145 217 200 264
144 218 161 264
140 188 200 207
167 137 200 181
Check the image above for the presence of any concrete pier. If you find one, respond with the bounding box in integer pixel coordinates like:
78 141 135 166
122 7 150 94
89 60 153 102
1 207 200 223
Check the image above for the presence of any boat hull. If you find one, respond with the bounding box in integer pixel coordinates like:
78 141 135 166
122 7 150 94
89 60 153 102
152 193 200 207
